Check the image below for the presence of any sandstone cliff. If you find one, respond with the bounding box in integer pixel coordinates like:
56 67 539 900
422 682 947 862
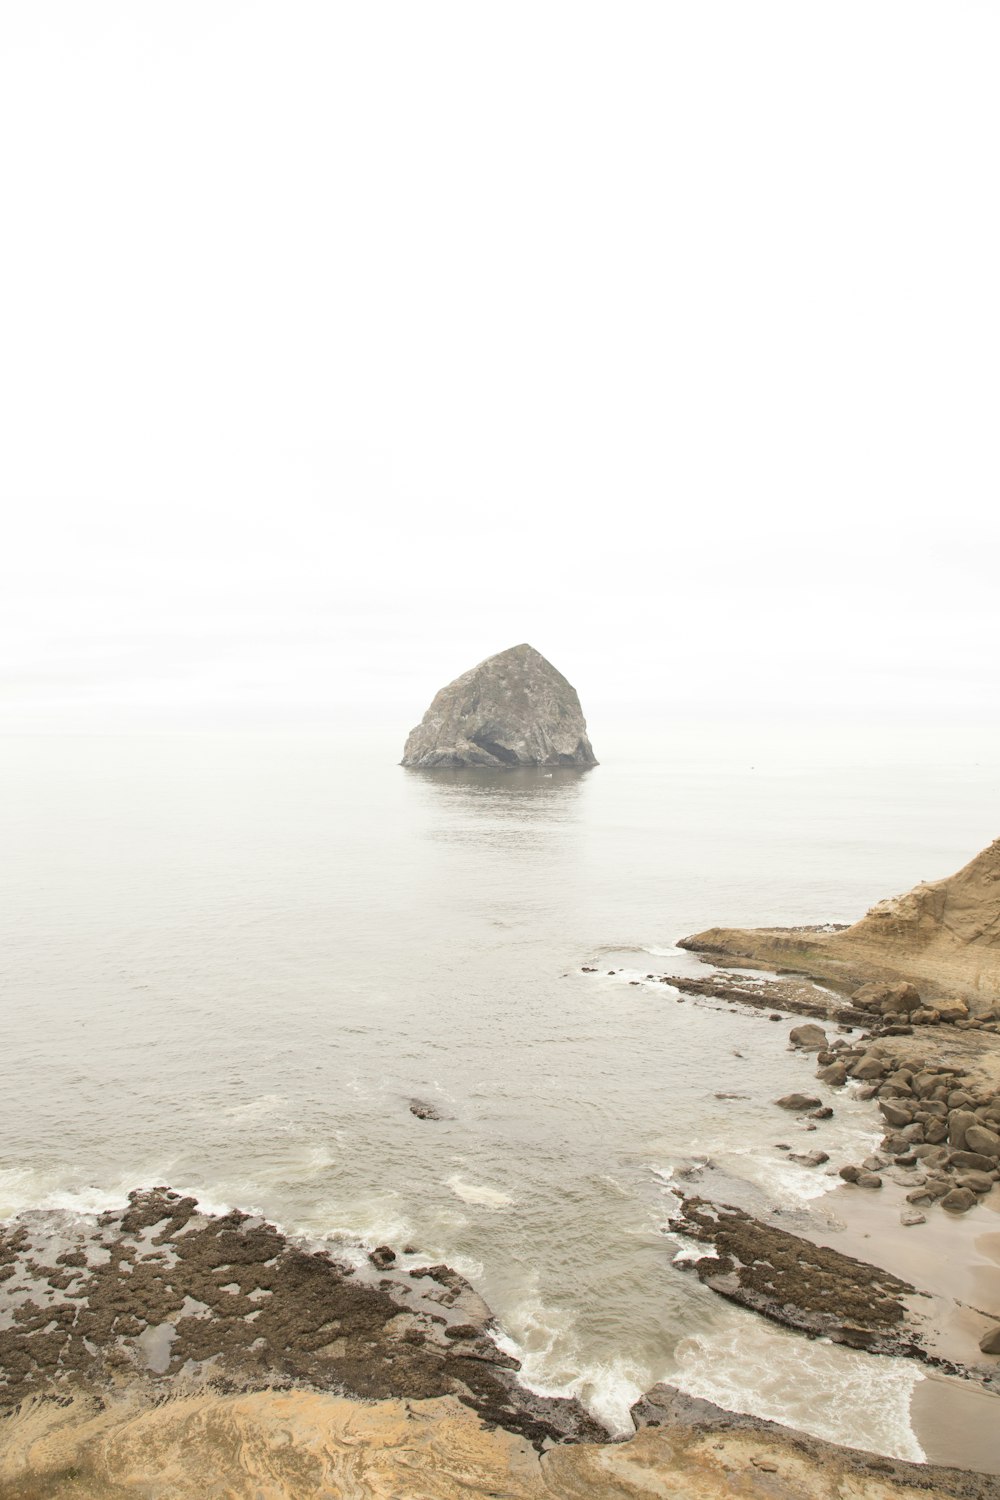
680 838 1000 1011
401 644 597 769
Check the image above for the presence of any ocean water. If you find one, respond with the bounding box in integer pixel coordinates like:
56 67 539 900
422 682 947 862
2 722 999 1459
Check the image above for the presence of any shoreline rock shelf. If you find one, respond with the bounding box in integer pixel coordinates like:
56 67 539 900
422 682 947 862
400 644 598 769
679 838 1000 1011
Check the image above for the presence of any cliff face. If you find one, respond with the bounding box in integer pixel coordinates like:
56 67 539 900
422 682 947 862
401 644 597 769
680 839 1000 1011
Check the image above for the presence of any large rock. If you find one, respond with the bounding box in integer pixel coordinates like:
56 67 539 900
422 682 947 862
401 644 598 770
789 1023 827 1051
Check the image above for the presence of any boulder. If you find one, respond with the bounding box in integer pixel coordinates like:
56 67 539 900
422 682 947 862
950 1150 995 1172
789 1023 828 1051
817 1061 848 1086
879 1101 913 1128
940 1187 977 1213
401 644 598 769
774 1093 822 1111
851 1054 887 1081
936 998 970 1023
856 1172 883 1189
852 982 922 1014
881 1133 911 1155
964 1124 1000 1157
900 1209 926 1226
948 1110 979 1149
955 1171 994 1194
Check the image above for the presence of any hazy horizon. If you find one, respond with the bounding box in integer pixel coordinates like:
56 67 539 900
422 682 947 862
2 3 997 734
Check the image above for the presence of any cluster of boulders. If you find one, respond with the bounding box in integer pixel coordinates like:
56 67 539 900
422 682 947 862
781 983 1000 1218
838 980 1000 1033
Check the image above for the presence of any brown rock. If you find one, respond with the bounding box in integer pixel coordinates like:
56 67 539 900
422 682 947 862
789 1024 828 1051
775 1094 822 1111
940 1187 977 1213
817 1061 848 1086
955 1171 994 1194
950 1149 995 1171
948 1109 979 1149
964 1124 1000 1157
851 1054 887 1081
879 1101 913 1128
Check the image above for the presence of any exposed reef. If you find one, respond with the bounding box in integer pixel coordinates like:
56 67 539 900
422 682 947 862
669 1192 937 1362
0 1188 600 1450
401 643 597 769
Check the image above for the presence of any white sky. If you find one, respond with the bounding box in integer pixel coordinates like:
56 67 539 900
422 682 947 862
2 2 998 731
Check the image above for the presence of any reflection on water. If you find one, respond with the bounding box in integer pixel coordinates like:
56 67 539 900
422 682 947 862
406 766 593 847
404 765 593 804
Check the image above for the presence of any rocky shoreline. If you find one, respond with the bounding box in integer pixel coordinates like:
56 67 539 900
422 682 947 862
641 958 1000 1364
5 837 1000 1494
1 1190 998 1499
0 1188 601 1451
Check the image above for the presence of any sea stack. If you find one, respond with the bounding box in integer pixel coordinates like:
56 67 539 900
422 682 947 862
401 644 598 770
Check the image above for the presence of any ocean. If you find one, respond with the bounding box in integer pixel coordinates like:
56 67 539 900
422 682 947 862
2 721 998 1461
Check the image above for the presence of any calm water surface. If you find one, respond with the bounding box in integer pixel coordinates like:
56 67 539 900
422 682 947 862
2 724 999 1457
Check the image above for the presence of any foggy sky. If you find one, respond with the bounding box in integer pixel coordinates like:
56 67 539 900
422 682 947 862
2 3 998 732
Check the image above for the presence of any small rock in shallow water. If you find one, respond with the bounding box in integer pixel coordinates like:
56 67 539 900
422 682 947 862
900 1209 926 1226
409 1100 444 1121
775 1093 822 1111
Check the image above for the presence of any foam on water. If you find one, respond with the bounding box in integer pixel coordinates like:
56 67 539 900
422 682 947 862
672 1325 927 1463
445 1175 515 1209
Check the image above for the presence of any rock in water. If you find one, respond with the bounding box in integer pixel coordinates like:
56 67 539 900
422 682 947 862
401 644 598 769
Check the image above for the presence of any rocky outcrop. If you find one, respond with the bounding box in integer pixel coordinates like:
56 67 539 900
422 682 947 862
667 1192 928 1359
0 1189 602 1450
401 644 597 769
4 1382 997 1500
680 840 1000 1011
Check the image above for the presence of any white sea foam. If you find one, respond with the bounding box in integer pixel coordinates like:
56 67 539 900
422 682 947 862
444 1175 514 1209
672 1326 926 1463
0 1166 176 1221
494 1294 647 1435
